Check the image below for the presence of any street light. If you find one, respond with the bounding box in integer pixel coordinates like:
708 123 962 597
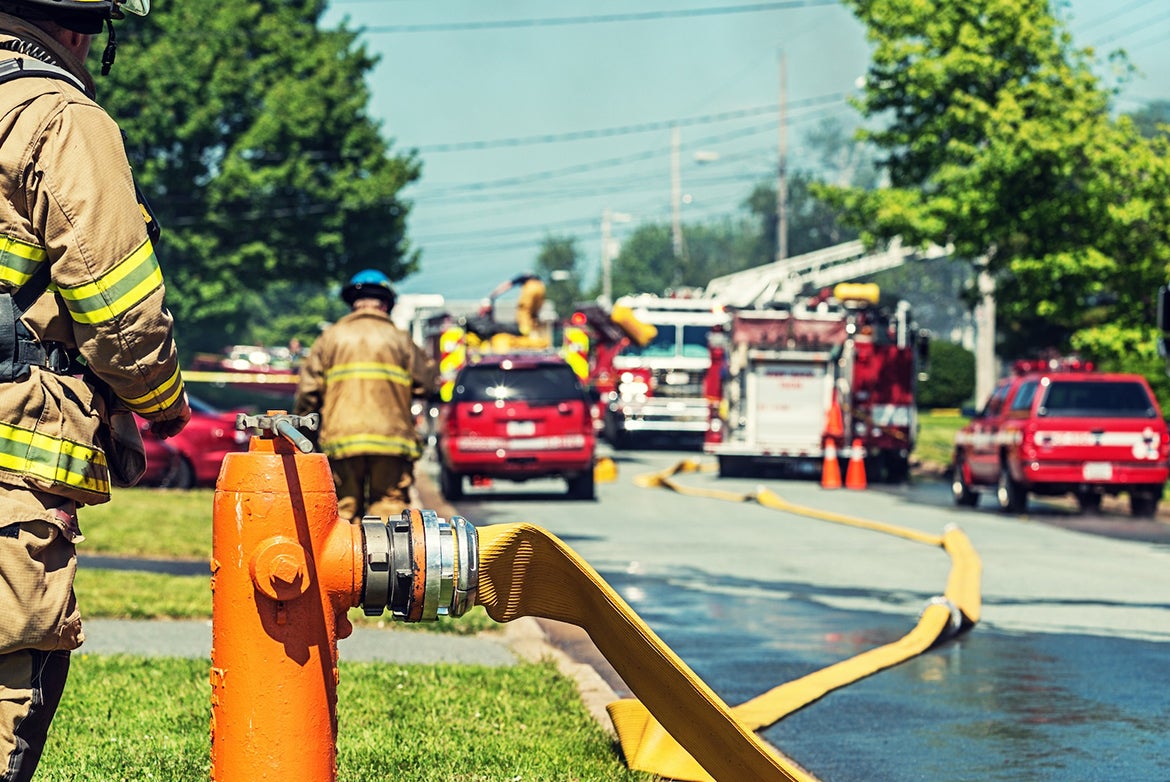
600 208 632 308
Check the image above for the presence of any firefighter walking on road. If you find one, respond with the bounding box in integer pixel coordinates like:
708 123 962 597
294 270 438 522
0 0 191 777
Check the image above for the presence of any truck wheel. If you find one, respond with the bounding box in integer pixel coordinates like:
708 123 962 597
1130 490 1159 518
950 457 979 507
996 462 1026 514
567 470 595 500
883 453 910 484
718 456 747 478
439 463 463 500
1075 491 1102 513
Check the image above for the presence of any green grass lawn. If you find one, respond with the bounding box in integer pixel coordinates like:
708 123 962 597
915 409 967 470
37 656 650 782
62 488 651 781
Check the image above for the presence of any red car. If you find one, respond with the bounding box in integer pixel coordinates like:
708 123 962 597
436 353 597 500
139 395 250 488
138 426 180 486
952 359 1169 516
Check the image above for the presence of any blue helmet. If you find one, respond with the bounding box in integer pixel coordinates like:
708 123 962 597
341 269 396 307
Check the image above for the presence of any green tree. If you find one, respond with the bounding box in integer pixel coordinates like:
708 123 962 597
535 235 584 319
820 0 1170 374
917 340 975 409
1128 99 1170 140
103 0 420 355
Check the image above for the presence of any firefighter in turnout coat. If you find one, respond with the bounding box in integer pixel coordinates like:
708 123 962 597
294 270 438 522
0 0 190 777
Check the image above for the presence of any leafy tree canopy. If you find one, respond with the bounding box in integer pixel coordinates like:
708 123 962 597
103 0 420 355
819 0 1170 371
535 235 585 319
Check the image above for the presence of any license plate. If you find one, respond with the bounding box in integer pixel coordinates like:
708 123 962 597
1082 462 1113 481
506 420 536 436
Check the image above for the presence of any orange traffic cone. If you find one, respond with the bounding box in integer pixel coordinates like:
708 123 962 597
825 394 844 439
821 437 842 489
845 438 867 490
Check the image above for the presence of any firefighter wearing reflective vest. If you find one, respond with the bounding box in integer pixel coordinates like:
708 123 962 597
294 270 438 522
0 0 191 777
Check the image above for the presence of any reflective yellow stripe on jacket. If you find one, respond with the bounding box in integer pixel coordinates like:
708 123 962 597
323 433 421 460
56 239 163 325
0 421 109 494
324 362 413 387
120 365 185 414
0 235 47 286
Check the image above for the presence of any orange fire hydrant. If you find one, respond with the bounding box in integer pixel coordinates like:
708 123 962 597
211 412 477 781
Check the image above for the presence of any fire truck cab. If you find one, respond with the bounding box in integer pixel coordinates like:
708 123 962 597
602 293 729 448
952 358 1169 516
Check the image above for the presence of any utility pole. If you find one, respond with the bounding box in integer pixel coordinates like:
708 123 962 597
671 124 684 259
776 50 788 261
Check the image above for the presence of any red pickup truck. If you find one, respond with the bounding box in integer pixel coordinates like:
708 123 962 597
951 360 1169 516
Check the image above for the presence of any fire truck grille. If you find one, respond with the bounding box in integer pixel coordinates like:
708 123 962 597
652 369 704 398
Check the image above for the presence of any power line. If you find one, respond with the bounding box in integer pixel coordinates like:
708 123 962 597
415 94 846 153
1093 8 1170 47
415 102 850 199
357 1 841 34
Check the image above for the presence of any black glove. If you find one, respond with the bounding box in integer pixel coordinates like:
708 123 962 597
151 396 191 439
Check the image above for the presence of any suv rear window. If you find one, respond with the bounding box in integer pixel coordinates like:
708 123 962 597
454 365 586 404
1038 380 1157 418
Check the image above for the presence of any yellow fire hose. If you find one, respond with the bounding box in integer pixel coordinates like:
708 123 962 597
476 458 981 782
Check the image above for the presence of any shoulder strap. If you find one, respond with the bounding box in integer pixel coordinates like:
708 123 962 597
0 56 90 96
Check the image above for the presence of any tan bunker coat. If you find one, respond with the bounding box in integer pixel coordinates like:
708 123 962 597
0 17 187 512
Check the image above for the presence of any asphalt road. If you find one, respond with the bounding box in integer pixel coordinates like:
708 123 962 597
421 445 1170 782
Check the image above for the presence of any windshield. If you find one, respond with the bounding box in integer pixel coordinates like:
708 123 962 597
619 325 677 358
681 325 711 358
454 365 585 404
1039 380 1157 418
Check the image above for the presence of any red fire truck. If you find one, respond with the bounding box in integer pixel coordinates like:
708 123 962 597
703 283 929 482
559 301 657 434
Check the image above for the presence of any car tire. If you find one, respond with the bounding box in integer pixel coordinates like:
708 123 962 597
1130 490 1159 518
996 461 1027 514
439 463 463 500
1075 491 1103 514
605 414 629 450
951 455 979 507
160 456 196 490
567 470 595 500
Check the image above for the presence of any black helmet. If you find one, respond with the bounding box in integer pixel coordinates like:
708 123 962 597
341 269 396 308
4 0 149 34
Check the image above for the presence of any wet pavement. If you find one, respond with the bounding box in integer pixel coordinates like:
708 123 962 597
600 567 1170 782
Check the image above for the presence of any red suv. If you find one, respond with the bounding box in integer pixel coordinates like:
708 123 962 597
437 353 597 500
952 360 1169 516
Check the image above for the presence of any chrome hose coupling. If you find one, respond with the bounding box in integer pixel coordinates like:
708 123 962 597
360 510 479 621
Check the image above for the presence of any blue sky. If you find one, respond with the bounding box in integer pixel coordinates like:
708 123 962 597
321 1 1170 300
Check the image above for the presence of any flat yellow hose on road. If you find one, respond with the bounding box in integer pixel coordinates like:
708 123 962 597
476 459 982 782
477 522 805 781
